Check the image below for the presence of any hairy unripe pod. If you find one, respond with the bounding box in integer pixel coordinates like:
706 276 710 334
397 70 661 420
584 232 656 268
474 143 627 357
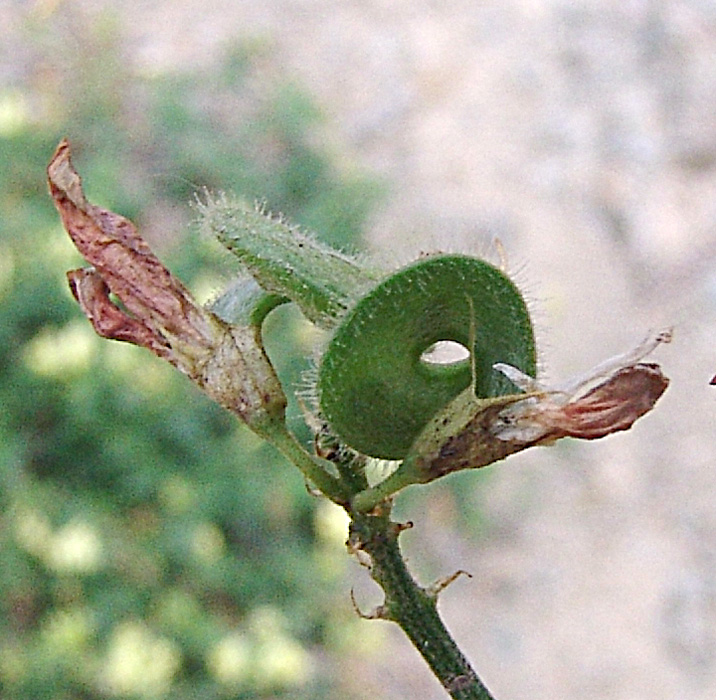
317 254 537 459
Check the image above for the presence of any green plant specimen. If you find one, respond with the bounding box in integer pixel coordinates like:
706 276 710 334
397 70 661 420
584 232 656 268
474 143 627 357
49 141 671 700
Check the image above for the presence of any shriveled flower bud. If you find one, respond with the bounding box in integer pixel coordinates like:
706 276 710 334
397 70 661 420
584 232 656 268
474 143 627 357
353 330 671 512
48 140 286 434
412 329 671 481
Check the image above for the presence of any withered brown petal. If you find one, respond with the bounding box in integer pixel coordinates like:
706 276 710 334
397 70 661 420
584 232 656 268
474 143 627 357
48 139 207 350
541 363 669 440
67 267 173 361
48 139 286 430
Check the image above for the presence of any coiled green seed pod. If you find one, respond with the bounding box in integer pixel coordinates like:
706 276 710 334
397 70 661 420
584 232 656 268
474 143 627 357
317 254 536 459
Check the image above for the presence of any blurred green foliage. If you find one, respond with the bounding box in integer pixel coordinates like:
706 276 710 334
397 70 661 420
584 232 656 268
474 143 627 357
0 10 382 700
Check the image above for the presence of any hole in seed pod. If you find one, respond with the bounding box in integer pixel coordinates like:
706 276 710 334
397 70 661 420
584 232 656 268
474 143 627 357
420 340 470 366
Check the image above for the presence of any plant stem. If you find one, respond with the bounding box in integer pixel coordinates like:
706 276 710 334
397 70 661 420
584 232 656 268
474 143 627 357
266 418 495 698
262 423 348 504
351 463 422 512
349 507 496 700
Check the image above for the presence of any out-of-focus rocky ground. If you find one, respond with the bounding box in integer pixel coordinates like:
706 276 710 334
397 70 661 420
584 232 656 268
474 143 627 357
5 1 716 698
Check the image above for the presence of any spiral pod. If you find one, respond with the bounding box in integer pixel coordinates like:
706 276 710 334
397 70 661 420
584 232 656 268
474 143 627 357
317 254 537 460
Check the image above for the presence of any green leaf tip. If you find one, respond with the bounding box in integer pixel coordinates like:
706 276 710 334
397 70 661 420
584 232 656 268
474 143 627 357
317 254 537 460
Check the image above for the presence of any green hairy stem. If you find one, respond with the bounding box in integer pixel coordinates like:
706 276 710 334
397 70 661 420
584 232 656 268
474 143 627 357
349 507 495 700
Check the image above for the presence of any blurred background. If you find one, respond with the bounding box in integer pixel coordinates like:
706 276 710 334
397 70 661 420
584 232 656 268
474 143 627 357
1 1 716 699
